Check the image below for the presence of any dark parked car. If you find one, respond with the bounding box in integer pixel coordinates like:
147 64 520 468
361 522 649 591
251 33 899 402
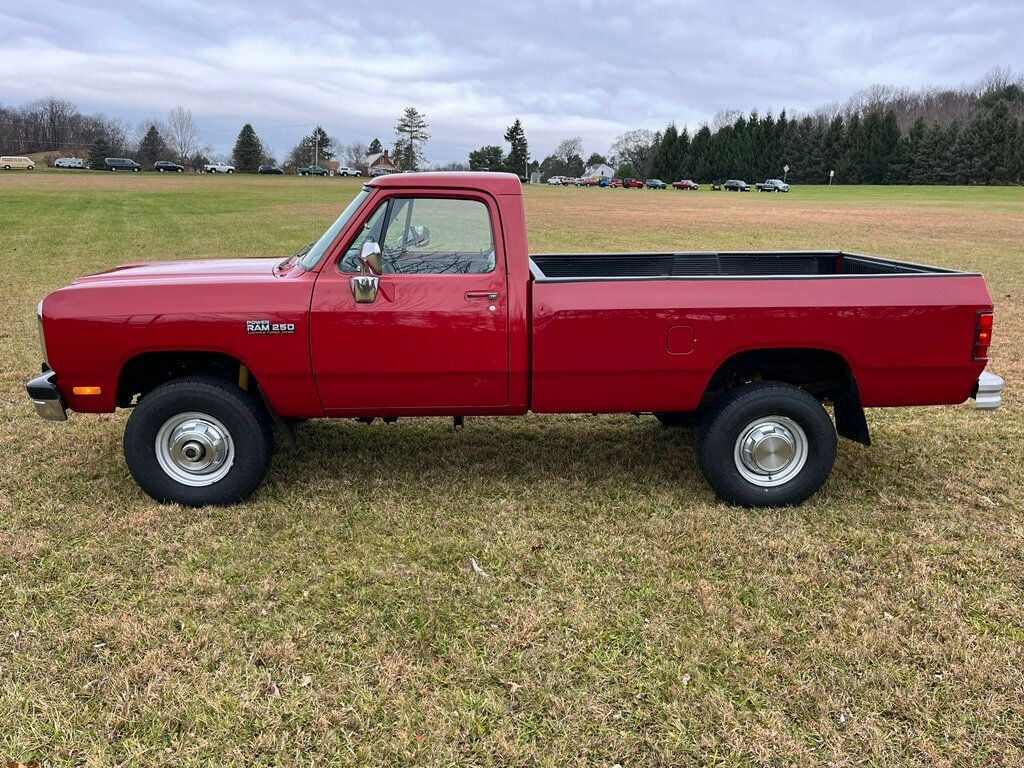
756 178 791 192
724 179 751 191
709 180 723 190
154 160 184 173
105 157 141 172
298 165 330 176
258 165 284 175
672 179 699 190
621 178 643 189
645 179 667 189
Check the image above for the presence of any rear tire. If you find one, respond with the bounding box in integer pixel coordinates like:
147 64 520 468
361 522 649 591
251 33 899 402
697 382 836 507
124 376 273 506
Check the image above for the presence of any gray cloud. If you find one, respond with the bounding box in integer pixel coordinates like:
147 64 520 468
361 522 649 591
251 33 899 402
0 0 1020 161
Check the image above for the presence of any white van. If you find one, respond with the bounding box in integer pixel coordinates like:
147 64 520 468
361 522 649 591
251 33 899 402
54 157 85 169
1 156 35 170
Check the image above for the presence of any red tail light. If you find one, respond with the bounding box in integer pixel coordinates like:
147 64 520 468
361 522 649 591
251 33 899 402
973 310 993 361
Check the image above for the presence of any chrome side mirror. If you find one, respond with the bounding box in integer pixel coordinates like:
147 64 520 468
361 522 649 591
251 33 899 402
351 241 382 303
359 241 383 276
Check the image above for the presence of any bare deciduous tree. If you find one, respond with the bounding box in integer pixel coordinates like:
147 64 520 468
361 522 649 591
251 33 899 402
166 106 200 163
342 141 367 167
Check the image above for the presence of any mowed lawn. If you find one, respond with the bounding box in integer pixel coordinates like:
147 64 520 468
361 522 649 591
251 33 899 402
1 171 1022 767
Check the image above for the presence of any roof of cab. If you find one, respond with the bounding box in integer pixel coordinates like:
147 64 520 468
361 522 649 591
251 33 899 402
368 171 523 194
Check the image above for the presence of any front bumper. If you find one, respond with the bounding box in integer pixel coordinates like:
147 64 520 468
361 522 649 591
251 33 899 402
974 370 1004 410
27 369 67 421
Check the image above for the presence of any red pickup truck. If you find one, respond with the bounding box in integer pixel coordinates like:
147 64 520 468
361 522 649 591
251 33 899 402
28 173 1003 508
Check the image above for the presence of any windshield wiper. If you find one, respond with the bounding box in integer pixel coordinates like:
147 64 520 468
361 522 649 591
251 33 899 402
294 241 316 258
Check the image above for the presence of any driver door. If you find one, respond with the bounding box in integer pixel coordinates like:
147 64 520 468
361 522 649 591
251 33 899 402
310 192 510 415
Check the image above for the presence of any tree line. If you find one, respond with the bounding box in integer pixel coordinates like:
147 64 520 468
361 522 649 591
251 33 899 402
0 98 432 173
469 69 1024 185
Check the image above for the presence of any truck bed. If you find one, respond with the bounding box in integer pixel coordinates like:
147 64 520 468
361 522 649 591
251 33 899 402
529 250 970 280
527 250 991 415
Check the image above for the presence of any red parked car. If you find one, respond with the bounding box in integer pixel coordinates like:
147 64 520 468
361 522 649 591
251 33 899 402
609 178 623 188
28 173 1003 508
621 178 644 188
574 178 600 187
672 179 700 190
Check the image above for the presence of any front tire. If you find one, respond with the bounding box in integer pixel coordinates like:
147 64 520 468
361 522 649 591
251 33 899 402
697 382 836 507
124 376 273 506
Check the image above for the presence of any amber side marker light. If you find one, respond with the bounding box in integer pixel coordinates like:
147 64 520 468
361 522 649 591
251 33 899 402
973 311 993 361
72 386 102 396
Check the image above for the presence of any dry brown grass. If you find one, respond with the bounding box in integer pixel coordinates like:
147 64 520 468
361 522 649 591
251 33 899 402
1 173 1022 766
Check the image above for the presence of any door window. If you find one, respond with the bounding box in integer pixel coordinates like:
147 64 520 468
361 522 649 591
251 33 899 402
341 197 495 275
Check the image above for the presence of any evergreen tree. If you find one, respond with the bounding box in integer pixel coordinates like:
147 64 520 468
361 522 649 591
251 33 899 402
138 124 167 168
88 137 110 170
822 115 845 182
586 152 608 166
910 122 950 184
468 145 504 171
672 127 692 179
367 138 383 155
650 123 678 179
689 125 713 181
393 106 429 171
503 119 529 177
231 123 264 173
286 125 335 169
891 116 926 183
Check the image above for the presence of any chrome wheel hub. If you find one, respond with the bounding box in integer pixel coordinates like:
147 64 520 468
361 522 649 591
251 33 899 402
733 416 808 487
155 412 234 486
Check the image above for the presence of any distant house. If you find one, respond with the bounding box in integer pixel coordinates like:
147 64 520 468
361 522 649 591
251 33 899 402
582 163 614 180
362 150 400 176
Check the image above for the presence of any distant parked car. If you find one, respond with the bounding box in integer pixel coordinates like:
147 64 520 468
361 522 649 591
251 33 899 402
154 160 184 173
756 178 791 192
723 179 751 191
575 177 600 187
53 157 84 169
546 176 564 185
609 178 623 188
709 180 723 190
105 157 141 172
672 179 699 190
258 165 283 175
298 165 329 176
2 156 35 170
203 163 235 174
645 179 667 189
336 166 362 177
598 177 612 187
621 178 644 188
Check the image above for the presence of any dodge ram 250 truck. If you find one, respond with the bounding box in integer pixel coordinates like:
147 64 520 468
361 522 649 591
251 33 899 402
27 173 1004 508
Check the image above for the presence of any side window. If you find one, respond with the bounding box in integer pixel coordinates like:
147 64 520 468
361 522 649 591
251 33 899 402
384 198 495 275
339 202 390 273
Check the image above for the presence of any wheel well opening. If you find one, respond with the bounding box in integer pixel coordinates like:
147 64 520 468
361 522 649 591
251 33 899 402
117 351 252 407
706 348 853 400
704 348 869 445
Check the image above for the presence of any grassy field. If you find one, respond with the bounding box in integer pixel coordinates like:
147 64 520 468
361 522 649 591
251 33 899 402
1 171 1022 767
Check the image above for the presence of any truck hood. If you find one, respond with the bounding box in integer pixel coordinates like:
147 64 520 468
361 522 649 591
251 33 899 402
73 257 281 285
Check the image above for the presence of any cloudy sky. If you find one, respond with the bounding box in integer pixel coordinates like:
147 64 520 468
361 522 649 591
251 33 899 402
1 0 1020 162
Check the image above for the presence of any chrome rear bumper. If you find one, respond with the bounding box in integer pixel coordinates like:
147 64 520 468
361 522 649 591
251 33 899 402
974 370 1004 410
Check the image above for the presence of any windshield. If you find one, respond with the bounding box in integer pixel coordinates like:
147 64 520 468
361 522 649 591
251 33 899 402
298 188 371 270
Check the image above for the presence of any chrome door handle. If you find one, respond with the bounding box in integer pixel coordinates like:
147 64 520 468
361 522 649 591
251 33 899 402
465 291 499 301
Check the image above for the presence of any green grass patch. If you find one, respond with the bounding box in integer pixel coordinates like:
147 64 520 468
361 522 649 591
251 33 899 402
1 174 1023 766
